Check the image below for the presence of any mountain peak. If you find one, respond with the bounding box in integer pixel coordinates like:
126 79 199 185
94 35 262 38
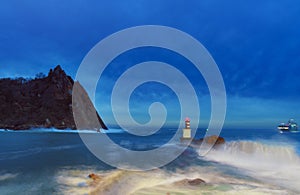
54 65 62 71
48 65 65 77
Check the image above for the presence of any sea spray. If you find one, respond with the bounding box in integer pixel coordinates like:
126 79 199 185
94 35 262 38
55 165 291 195
203 140 300 193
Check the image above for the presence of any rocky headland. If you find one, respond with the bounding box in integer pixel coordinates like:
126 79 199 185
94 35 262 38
0 65 107 130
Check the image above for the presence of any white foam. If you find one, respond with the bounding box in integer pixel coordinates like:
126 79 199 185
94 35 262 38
203 140 300 193
0 129 13 132
100 128 126 134
55 165 292 195
0 173 18 182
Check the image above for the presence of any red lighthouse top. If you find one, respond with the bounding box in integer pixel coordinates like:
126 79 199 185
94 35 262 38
185 117 190 122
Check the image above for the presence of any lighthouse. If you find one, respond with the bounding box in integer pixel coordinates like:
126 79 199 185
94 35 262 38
182 117 192 139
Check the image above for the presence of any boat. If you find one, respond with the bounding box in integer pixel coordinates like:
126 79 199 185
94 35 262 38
277 119 299 133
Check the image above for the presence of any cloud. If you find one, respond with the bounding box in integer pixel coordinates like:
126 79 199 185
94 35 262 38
1 0 300 129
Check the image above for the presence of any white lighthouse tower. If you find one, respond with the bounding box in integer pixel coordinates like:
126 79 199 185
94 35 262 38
182 117 192 139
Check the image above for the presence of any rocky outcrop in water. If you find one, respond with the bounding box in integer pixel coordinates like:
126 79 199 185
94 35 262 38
193 135 225 145
0 65 107 130
203 135 225 145
174 178 206 186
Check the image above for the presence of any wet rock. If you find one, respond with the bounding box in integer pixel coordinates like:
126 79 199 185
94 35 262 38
187 178 206 185
88 173 101 181
191 135 225 146
175 178 206 186
204 135 225 145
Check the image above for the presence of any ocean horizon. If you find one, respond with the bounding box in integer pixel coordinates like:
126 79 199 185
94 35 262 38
1 1 300 194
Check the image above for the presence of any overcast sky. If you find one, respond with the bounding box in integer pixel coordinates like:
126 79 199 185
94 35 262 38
1 0 300 129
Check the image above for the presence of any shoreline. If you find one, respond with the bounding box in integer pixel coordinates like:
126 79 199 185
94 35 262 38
0 128 124 134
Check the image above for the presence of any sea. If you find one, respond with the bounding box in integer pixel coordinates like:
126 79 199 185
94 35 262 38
0 127 299 195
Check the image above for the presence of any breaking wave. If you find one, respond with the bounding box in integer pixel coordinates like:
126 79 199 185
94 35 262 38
0 172 18 182
203 140 300 192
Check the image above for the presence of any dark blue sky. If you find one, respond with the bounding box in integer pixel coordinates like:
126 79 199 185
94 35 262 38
1 0 300 129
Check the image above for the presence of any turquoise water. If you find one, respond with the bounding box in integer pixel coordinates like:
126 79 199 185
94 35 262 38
0 128 299 194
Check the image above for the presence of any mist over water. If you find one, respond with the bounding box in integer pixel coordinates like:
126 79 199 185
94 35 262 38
204 140 300 192
0 128 299 194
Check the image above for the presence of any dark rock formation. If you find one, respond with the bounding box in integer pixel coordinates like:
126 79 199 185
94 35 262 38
88 173 101 181
174 178 206 186
187 178 206 185
0 65 107 130
181 135 225 146
72 81 107 130
191 135 225 145
204 135 225 145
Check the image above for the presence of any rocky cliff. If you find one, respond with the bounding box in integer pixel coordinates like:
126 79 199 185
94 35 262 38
0 65 107 130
